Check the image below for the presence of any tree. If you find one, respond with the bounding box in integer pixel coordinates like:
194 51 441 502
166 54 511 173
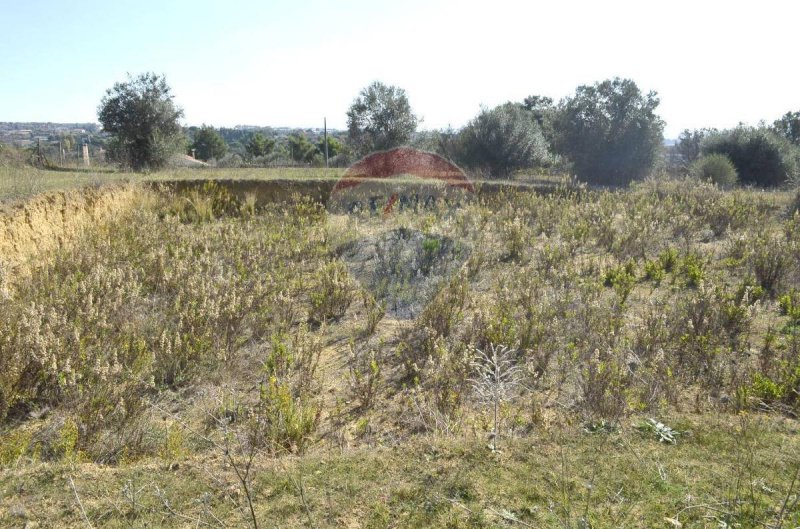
522 95 556 142
191 124 227 161
346 81 418 156
287 134 318 164
455 103 550 178
773 111 800 146
553 78 665 185
97 72 185 171
244 132 275 159
317 136 343 158
676 128 716 168
701 126 798 187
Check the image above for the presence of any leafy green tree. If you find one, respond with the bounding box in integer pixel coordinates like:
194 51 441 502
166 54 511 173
317 136 343 158
522 95 556 142
191 124 227 161
701 126 798 187
347 81 418 156
245 132 275 159
773 111 800 146
553 78 665 185
287 134 318 163
97 72 185 171
455 103 550 178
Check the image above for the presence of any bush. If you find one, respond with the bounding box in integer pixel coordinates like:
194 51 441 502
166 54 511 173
690 154 738 187
309 261 354 323
701 127 798 187
749 232 794 296
455 103 550 178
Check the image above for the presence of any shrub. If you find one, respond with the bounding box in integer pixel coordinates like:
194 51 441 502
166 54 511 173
659 247 679 273
679 252 706 288
455 103 549 178
579 348 629 422
0 428 33 467
602 261 637 303
751 366 800 413
251 327 323 453
643 259 665 283
499 216 528 261
778 290 800 322
701 127 798 187
253 375 320 454
348 343 382 410
309 261 354 323
749 232 794 296
417 273 469 339
690 154 738 187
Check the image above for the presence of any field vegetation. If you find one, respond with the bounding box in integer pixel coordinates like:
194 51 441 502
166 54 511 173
1 174 799 527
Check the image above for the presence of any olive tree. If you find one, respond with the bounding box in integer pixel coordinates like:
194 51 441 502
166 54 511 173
98 73 184 171
553 78 665 186
346 81 418 156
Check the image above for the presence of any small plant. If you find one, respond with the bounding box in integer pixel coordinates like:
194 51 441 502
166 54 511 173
0 429 32 467
778 290 800 322
309 260 354 323
417 273 469 339
602 260 636 303
159 423 186 467
252 375 320 454
749 232 793 296
583 419 618 434
470 344 522 452
579 348 628 422
361 290 385 336
679 252 706 287
500 216 527 261
420 236 442 274
659 247 679 273
240 193 257 218
637 418 681 444
56 416 80 462
348 343 382 410
642 258 665 284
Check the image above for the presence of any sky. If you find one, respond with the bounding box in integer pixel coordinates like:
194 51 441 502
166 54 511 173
1 0 798 138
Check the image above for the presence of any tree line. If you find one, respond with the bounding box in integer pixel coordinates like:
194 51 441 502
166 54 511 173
97 73 800 187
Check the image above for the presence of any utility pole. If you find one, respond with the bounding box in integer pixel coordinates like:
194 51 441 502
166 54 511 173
324 117 329 168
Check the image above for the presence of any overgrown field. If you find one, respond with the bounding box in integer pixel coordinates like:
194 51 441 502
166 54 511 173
0 162 346 203
1 178 799 528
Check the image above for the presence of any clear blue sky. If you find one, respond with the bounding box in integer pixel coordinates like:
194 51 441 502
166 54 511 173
1 0 798 137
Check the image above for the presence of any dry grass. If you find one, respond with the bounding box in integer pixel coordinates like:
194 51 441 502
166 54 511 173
0 175 798 527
